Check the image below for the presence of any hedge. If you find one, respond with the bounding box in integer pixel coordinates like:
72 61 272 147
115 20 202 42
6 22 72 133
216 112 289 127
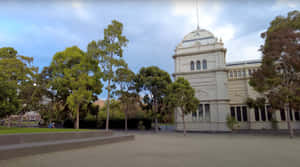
63 119 152 130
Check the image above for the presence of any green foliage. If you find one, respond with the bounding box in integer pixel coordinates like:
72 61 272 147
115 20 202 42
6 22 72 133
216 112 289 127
0 47 37 118
114 67 140 123
249 11 300 137
0 126 94 134
249 10 300 110
165 77 199 135
98 99 124 120
166 77 199 116
138 121 145 130
245 97 266 109
87 20 128 129
226 115 238 131
84 112 96 121
49 46 103 128
137 66 172 117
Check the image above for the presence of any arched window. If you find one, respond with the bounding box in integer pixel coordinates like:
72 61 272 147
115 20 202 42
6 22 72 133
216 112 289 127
196 60 201 70
190 61 195 71
202 59 207 69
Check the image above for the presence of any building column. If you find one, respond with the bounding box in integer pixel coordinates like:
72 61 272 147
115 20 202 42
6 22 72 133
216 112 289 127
249 108 256 129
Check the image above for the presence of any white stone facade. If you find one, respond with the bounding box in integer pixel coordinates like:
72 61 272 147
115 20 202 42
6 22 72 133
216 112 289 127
173 28 300 132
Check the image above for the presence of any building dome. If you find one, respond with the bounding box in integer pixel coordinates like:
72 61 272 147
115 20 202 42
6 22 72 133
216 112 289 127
183 28 214 41
177 28 219 48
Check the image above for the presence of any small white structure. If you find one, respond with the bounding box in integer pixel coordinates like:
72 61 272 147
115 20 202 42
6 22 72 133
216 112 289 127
173 28 300 132
23 111 41 121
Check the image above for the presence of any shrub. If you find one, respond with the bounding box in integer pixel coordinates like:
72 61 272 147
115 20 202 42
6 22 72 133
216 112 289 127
138 121 145 130
226 115 238 131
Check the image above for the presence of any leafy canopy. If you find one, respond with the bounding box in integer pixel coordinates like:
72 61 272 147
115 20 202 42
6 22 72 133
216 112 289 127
249 10 300 110
49 46 103 121
137 66 172 118
166 77 199 115
0 47 36 118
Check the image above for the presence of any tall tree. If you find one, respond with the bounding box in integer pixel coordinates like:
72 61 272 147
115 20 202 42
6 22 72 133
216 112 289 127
165 77 199 136
0 47 36 124
137 66 171 132
114 67 137 132
88 20 128 131
249 10 300 138
49 46 103 129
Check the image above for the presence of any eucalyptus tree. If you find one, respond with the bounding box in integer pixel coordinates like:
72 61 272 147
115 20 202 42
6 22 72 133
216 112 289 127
137 66 171 132
87 20 128 131
49 46 102 129
249 10 300 137
165 77 199 136
114 67 137 132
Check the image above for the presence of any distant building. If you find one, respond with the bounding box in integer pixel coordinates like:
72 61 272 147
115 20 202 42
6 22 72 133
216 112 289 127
93 99 106 109
173 28 300 132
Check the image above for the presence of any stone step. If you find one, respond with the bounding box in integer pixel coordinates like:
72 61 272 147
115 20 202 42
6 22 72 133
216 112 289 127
0 134 134 160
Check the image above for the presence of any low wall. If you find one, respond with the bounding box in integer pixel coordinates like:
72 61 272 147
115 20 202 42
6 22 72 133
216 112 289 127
0 130 113 146
0 134 134 160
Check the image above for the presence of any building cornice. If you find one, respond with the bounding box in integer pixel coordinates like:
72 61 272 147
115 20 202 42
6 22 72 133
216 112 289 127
173 48 227 59
198 99 231 102
173 68 228 77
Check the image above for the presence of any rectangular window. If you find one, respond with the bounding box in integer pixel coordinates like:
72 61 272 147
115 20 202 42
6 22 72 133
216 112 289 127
242 106 248 121
254 107 260 121
192 111 197 120
260 107 266 121
280 109 286 121
236 106 242 122
204 104 210 121
248 69 252 76
295 111 300 121
198 104 203 120
267 105 272 121
230 107 235 118
230 71 233 78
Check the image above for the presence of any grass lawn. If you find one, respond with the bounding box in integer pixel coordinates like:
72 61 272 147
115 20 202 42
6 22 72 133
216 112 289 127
0 126 95 135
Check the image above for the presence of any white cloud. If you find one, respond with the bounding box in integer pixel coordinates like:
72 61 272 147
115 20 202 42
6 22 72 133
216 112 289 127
71 0 92 22
170 0 265 62
171 0 222 36
272 0 300 10
226 30 264 62
213 24 235 42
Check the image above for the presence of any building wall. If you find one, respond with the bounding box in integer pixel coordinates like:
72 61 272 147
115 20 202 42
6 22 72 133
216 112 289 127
174 44 230 132
173 29 300 132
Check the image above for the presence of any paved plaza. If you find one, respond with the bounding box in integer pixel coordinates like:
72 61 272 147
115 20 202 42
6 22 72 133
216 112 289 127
1 132 300 167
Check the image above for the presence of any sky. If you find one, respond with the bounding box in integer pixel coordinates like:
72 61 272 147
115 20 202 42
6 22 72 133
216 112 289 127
0 0 299 98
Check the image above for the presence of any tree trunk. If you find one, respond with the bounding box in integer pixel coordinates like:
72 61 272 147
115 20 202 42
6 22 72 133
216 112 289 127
155 117 158 133
182 114 186 136
106 79 111 131
75 106 79 129
7 116 11 128
125 104 128 132
154 98 159 133
286 104 294 138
